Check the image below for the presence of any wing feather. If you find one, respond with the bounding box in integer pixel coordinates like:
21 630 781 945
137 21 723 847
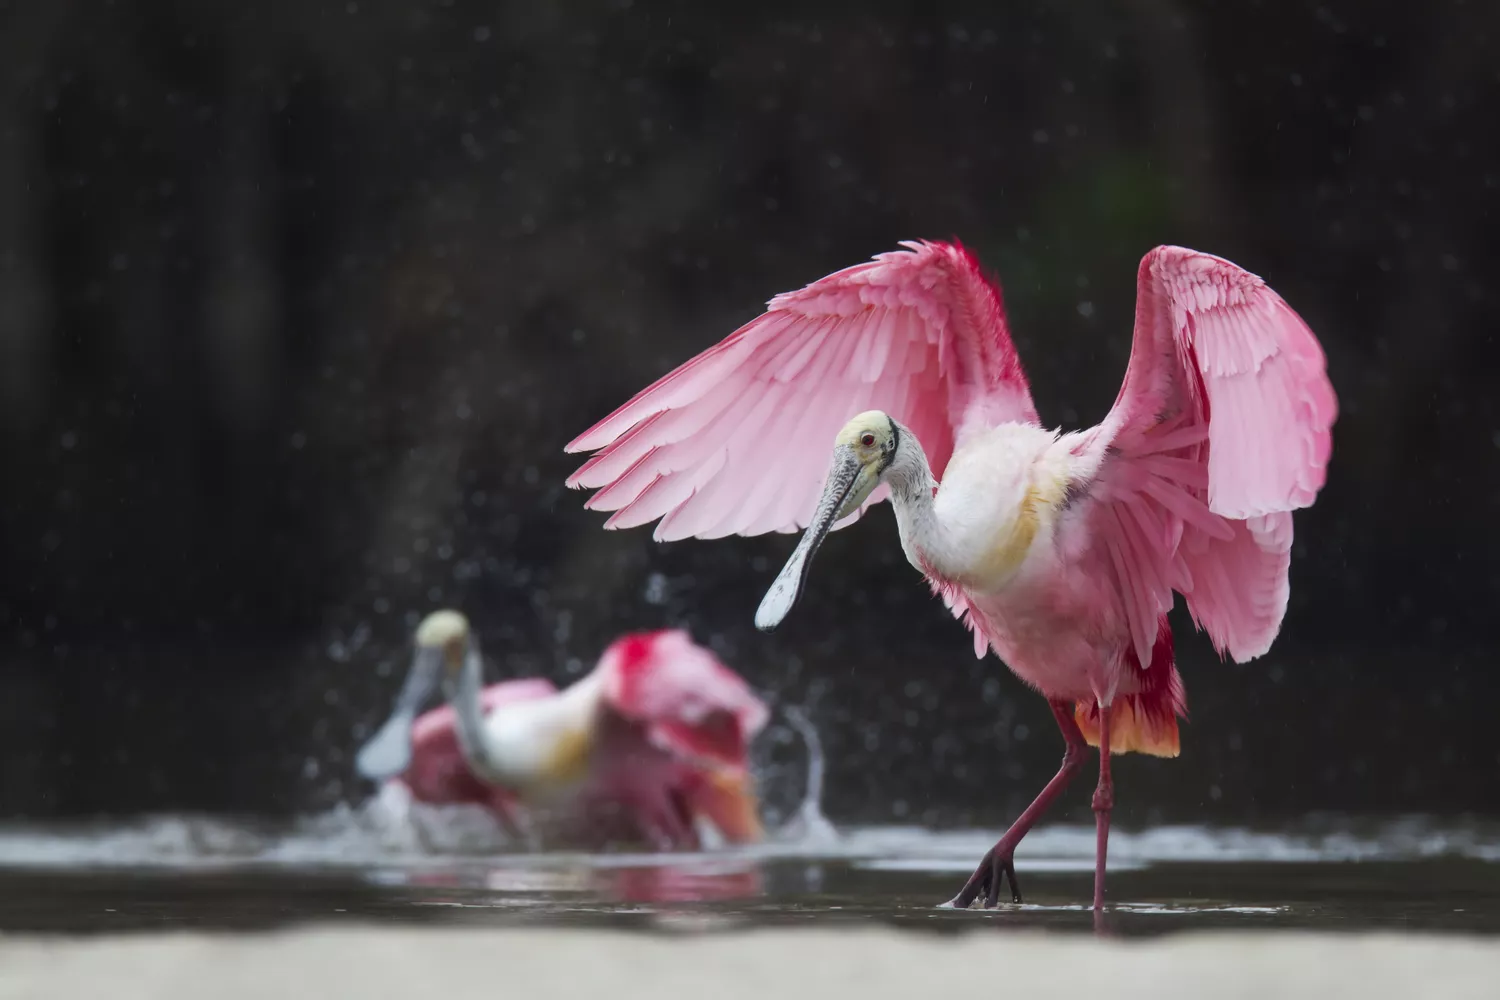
598 631 770 770
566 241 1039 540
1079 246 1337 666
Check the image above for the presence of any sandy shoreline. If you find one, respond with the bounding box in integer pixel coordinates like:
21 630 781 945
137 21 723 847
1 926 1496 999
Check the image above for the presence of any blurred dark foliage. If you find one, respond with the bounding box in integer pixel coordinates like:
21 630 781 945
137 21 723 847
0 0 1496 827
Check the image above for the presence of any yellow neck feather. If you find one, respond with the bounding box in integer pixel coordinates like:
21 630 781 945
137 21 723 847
963 472 1070 588
533 726 595 790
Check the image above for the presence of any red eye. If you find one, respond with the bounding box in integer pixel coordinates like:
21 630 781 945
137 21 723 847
860 433 876 448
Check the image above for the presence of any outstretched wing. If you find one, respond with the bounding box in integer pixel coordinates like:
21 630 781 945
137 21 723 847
565 240 1040 541
597 630 770 770
1074 246 1338 669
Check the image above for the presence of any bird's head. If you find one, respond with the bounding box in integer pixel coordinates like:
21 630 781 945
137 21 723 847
414 608 473 677
354 609 478 782
832 409 902 509
755 410 904 632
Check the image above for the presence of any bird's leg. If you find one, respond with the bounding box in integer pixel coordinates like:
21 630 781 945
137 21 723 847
947 700 1087 909
492 797 542 851
1092 702 1114 913
634 788 696 852
668 787 702 849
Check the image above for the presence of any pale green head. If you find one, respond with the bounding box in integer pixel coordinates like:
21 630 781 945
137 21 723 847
354 609 476 782
754 410 902 632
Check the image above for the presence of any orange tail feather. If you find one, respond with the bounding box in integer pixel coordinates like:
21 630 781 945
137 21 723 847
1075 696 1181 758
1076 618 1188 758
684 768 764 844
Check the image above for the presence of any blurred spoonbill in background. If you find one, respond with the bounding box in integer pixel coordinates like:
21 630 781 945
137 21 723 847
355 610 770 851
564 241 1337 911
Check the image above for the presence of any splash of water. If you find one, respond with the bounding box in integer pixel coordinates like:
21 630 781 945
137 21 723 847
0 710 847 871
1 809 1499 872
773 705 838 846
4 703 1500 873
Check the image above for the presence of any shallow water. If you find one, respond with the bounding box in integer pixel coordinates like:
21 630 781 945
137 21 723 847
2 804 1499 937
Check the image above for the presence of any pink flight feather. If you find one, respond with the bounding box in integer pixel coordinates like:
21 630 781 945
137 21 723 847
1079 246 1338 668
566 240 1039 541
595 629 770 769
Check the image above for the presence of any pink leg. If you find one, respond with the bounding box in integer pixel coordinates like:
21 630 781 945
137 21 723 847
633 787 698 852
1092 703 1113 912
948 700 1087 908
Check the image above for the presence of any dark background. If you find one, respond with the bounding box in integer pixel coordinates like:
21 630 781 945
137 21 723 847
0 0 1495 830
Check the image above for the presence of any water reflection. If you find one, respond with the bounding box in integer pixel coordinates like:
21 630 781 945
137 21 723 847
3 810 1500 938
373 857 765 906
601 862 764 904
0 848 1497 937
5 813 1500 872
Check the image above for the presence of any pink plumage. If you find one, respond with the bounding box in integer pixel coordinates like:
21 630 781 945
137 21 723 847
566 239 1337 912
1077 247 1338 670
566 240 1037 540
393 631 769 850
400 678 558 825
596 629 771 770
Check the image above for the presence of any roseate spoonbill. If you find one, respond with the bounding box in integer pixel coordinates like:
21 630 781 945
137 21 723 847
564 241 1337 911
355 610 770 851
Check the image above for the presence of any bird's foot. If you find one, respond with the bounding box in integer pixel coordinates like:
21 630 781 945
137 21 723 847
945 846 1022 909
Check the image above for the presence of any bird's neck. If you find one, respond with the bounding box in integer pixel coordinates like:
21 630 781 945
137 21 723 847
444 645 510 786
885 441 957 579
887 427 1062 591
448 656 601 795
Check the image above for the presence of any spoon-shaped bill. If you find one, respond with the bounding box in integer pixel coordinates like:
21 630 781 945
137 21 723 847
354 647 444 781
754 445 867 632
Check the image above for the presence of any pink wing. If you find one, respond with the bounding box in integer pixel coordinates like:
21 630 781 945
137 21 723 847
564 240 1040 541
1076 246 1338 669
399 678 558 806
594 630 770 770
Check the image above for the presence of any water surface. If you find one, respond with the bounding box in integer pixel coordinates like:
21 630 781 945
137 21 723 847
2 803 1498 937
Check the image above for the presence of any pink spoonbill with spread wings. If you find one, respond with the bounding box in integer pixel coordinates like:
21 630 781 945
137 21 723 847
563 241 1337 911
356 610 769 851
